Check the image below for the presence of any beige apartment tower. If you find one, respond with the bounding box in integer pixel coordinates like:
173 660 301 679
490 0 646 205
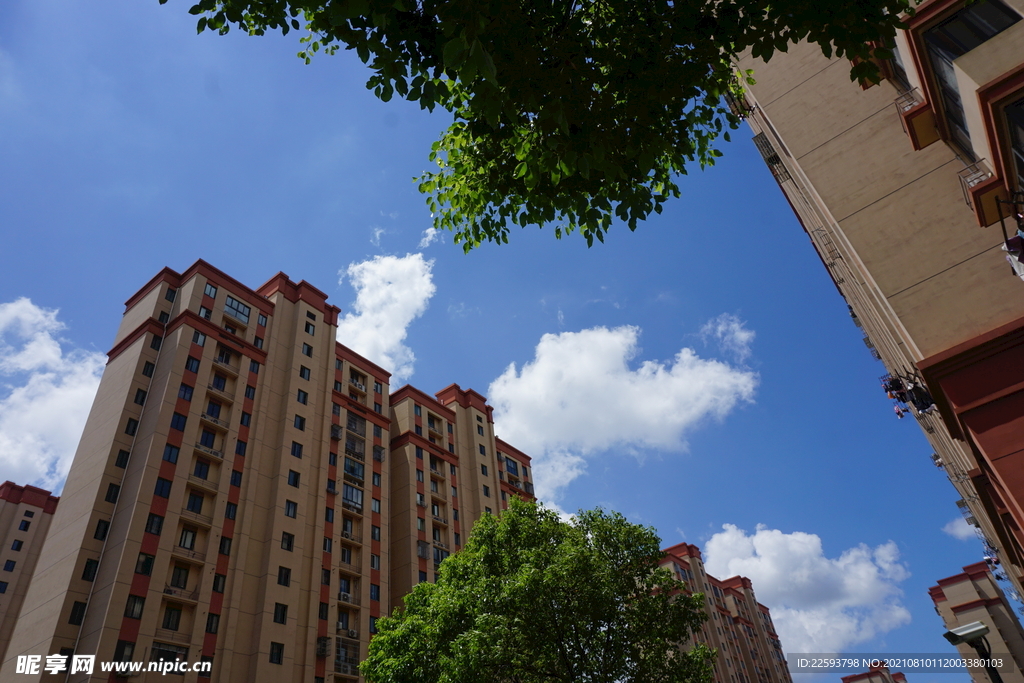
0 261 535 682
930 561 1024 683
662 543 791 683
735 0 1024 601
0 482 59 664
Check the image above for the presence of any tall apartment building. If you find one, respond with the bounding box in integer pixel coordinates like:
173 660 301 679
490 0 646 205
842 662 908 683
930 561 1024 683
0 482 59 663
734 0 1024 600
662 543 791 683
0 260 534 683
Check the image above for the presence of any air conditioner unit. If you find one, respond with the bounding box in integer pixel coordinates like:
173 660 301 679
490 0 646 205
337 621 346 631
340 592 352 603
341 531 352 540
348 629 359 639
316 636 330 657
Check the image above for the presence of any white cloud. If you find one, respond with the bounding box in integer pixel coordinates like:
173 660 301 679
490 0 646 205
0 299 105 491
942 517 976 541
336 254 436 385
704 524 911 654
370 226 386 247
701 313 756 362
488 325 757 504
418 227 440 249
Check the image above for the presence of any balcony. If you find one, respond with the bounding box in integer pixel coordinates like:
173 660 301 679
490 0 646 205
433 540 448 550
348 379 366 393
188 474 219 493
194 442 223 459
205 383 234 402
337 591 362 606
433 515 448 526
343 471 363 486
212 357 239 376
200 412 229 430
163 585 199 602
346 419 366 437
341 500 363 514
154 628 192 645
427 421 443 436
335 662 360 678
344 445 365 461
180 509 213 527
339 530 362 544
171 546 206 563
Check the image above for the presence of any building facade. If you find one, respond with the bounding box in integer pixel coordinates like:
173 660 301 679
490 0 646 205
0 261 534 682
930 561 1024 683
842 662 908 683
735 0 1024 601
0 482 59 664
662 543 791 683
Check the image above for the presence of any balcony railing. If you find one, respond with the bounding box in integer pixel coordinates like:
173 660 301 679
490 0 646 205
342 500 363 514
163 585 200 601
188 474 219 492
337 591 362 605
194 443 223 459
349 379 366 392
180 509 214 526
200 412 229 429
171 546 206 563
343 471 363 486
433 540 448 550
346 419 366 437
212 357 239 375
958 159 993 209
344 446 365 461
206 384 234 402
154 628 192 645
433 515 448 526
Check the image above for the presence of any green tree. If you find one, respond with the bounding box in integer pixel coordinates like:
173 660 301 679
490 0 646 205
166 0 912 250
359 497 715 683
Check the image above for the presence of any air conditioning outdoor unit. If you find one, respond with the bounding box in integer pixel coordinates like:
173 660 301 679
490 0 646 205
337 621 347 631
348 629 359 639
340 592 351 603
341 531 352 540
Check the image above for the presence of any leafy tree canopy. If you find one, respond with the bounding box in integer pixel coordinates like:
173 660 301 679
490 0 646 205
359 498 715 683
166 0 913 250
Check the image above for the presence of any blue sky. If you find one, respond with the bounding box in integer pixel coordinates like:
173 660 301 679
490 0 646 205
0 0 994 675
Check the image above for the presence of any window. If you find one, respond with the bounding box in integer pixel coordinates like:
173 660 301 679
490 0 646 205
374 381 383 393
240 411 251 427
82 558 99 581
102 483 121 505
185 356 200 373
200 429 215 448
114 449 130 468
206 613 220 634
224 295 251 323
2 560 14 572
170 565 189 588
370 554 380 570
159 605 182 632
278 566 291 586
245 385 256 399
206 400 221 418
285 500 297 518
204 282 218 297
302 343 313 357
452 486 457 498
124 595 145 619
417 493 425 507
373 472 381 487
481 465 488 476
297 389 308 405
9 539 22 552
372 525 381 541
291 441 303 458
419 571 428 583
176 383 193 403
374 402 382 413
258 313 267 326
416 469 424 482
454 532 461 546
187 492 204 513
415 446 423 459
159 312 169 324
136 553 155 576
342 484 363 509
274 603 288 624
372 498 381 513
294 415 306 430
236 440 247 456
231 470 242 487
212 373 227 391
329 452 338 466
199 305 212 320
479 444 486 455
415 425 422 435
94 519 110 541
250 360 260 374
269 642 284 665
69 601 87 626
485 506 492 514
483 485 490 497
414 405 422 416
150 335 162 350
305 322 315 335
213 573 226 593
478 425 484 436
448 443 455 453
124 418 138 436
145 513 163 535
190 460 209 481
319 602 329 620
370 584 380 601
299 366 311 380
219 537 232 555
179 527 197 550
170 413 187 431
23 510 33 518
154 478 172 498
142 361 155 377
